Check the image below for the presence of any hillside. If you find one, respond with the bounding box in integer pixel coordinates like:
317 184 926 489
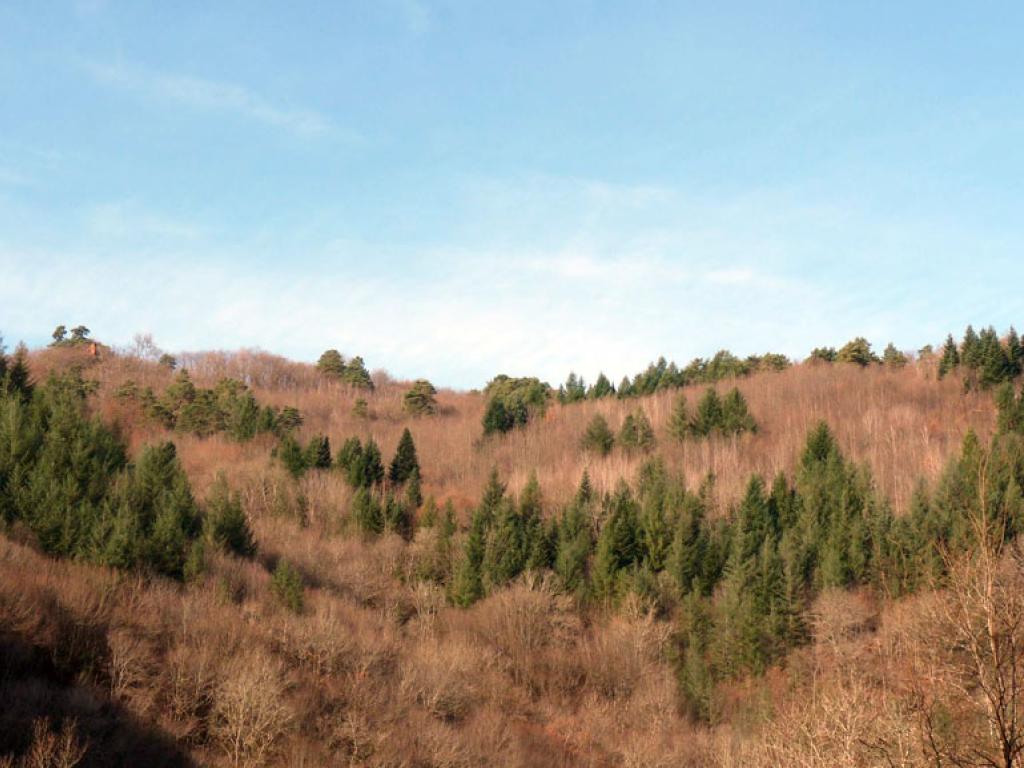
2 331 1024 767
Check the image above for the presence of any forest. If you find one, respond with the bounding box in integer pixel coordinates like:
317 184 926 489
2 324 1024 767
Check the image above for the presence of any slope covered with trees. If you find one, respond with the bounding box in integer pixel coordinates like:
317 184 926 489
1 325 1023 767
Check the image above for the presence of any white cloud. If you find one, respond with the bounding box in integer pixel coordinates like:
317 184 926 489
83 201 203 241
80 59 331 137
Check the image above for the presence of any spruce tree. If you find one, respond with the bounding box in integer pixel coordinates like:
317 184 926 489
351 487 383 535
589 372 614 399
404 468 423 511
618 408 656 453
691 388 723 437
383 494 412 538
961 325 982 370
205 474 257 557
482 497 527 589
720 388 756 435
389 428 420 484
667 393 690 443
306 435 332 469
1008 327 1023 377
938 334 960 378
452 507 487 607
591 482 640 602
580 413 615 456
277 435 308 478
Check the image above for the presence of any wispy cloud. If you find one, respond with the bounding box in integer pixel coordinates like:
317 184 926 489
83 201 203 241
80 59 331 137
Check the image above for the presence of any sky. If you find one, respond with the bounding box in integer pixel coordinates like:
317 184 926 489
1 1 1023 389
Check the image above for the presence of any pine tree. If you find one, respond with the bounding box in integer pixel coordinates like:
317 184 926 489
482 497 527 589
389 428 420 484
591 482 640 602
938 334 960 378
383 494 412 538
691 388 723 437
403 379 438 416
667 393 690 443
276 435 308 478
404 468 423 511
836 337 878 367
720 388 756 435
618 408 656 453
351 487 384 535
341 356 375 390
589 372 614 399
205 474 257 557
961 325 982 370
316 349 346 378
580 413 615 456
271 560 305 613
1008 327 1023 377
347 439 384 488
978 326 1011 388
882 343 908 369
452 507 487 607
306 435 332 469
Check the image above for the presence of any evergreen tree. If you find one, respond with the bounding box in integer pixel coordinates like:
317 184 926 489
667 393 690 443
205 474 256 557
403 379 438 416
938 334 961 378
961 325 982 370
305 434 332 469
1008 327 1023 377
276 435 308 478
882 343 908 369
809 346 837 364
618 408 656 453
668 493 709 595
275 406 303 434
351 487 384 535
404 468 423 511
316 349 346 378
347 439 384 488
591 482 640 602
720 388 756 435
383 493 412 538
335 436 362 473
978 326 1011 388
690 388 723 437
1 344 32 400
836 337 878 366
580 413 615 456
341 356 374 390
389 428 420 484
589 372 615 399
482 497 527 589
996 384 1024 435
482 397 513 435
271 560 305 613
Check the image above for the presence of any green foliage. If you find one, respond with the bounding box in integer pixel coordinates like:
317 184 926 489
383 494 412 538
271 560 305 613
352 398 370 419
0 372 207 579
589 372 615 399
403 379 438 416
343 356 374 390
404 468 423 511
938 334 960 378
316 348 346 377
558 372 587 404
809 347 837 363
389 428 420 484
618 408 656 453
580 413 615 456
339 438 384 489
997 384 1024 435
351 487 384 535
205 474 257 557
481 375 550 434
305 435 332 469
882 343 908 368
276 435 308 478
591 482 641 603
124 369 296 441
836 337 879 366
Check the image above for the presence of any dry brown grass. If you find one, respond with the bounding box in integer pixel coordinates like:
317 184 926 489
4 345 1006 767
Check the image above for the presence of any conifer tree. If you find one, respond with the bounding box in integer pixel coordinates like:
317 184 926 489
667 393 690 443
341 356 374 390
277 435 308 478
388 428 419 484
351 487 383 535
316 349 346 377
452 507 487 607
589 372 614 399
404 468 423 511
591 482 640 602
836 337 878 367
720 388 756 435
1008 327 1023 377
580 413 615 456
978 326 1011 388
482 497 527 589
403 379 438 416
668 493 709 595
383 493 412 538
961 325 982 370
938 334 961 378
691 388 723 437
306 435 332 469
420 495 438 527
205 474 257 557
618 408 656 453
882 342 908 368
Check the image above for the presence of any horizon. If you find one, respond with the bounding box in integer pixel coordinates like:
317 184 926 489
3 2 1024 388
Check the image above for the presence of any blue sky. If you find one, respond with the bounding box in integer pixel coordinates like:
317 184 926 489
1 1 1023 388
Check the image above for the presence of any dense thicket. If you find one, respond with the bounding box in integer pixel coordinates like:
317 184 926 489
481 375 550 434
118 370 300 441
0 370 207 578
